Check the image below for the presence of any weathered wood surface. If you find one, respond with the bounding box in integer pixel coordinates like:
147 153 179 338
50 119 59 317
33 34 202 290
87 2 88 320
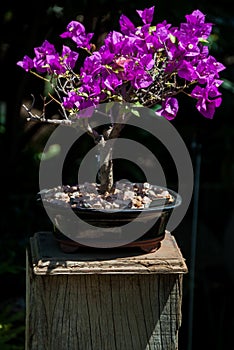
26 231 187 350
29 231 187 275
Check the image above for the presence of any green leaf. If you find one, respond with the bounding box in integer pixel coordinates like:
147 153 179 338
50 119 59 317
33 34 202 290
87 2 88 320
169 33 176 44
199 38 209 46
151 104 162 112
131 108 141 117
221 79 234 94
37 144 61 161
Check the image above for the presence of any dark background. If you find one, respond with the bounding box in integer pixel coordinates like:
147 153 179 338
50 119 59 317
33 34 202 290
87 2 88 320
0 1 233 349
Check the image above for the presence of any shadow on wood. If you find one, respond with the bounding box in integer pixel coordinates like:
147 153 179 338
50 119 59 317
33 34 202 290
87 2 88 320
26 231 187 350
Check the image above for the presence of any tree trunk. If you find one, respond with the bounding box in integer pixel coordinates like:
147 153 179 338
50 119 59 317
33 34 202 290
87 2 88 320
97 122 125 193
98 139 113 193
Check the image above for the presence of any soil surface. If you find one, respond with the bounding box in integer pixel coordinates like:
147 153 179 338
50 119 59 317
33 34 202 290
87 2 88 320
38 181 175 210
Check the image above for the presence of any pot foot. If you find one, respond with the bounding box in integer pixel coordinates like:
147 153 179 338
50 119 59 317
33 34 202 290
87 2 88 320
55 233 165 254
140 242 161 253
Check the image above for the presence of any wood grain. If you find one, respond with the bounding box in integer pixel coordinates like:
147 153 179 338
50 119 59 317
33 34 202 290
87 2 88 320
26 231 187 350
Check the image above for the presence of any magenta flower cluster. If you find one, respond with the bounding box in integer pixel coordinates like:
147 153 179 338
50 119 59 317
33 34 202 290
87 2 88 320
17 6 225 119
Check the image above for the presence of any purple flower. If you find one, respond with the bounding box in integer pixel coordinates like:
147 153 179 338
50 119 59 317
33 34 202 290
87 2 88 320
60 21 94 49
156 97 179 120
137 6 155 25
149 21 171 51
104 31 125 54
177 60 197 81
98 46 115 64
81 52 103 76
16 5 226 122
184 10 213 39
32 40 57 73
196 56 226 84
60 21 85 39
17 55 34 71
140 54 154 70
46 53 62 74
132 70 153 89
191 83 222 119
119 14 135 35
61 46 79 70
63 91 82 109
104 74 122 91
77 101 96 115
78 105 95 118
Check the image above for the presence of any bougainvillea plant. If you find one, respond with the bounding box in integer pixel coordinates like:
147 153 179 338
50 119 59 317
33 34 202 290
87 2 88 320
17 5 225 193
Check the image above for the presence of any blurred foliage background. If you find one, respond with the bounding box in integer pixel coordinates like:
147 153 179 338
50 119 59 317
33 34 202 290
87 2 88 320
0 0 233 349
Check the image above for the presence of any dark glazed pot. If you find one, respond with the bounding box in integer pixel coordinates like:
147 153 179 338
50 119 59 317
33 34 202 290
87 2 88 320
40 186 182 254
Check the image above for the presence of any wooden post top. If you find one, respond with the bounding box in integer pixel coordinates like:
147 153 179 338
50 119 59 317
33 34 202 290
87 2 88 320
29 231 188 275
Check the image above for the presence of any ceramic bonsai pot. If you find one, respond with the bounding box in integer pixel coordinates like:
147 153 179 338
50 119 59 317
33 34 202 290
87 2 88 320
39 184 181 253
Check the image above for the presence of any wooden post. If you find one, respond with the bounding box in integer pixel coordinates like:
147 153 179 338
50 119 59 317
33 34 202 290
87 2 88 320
26 231 187 350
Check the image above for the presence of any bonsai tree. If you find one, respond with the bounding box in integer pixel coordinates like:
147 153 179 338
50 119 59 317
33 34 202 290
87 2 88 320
17 5 225 194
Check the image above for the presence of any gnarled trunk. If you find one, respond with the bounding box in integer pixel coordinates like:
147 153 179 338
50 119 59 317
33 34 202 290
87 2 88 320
97 122 125 194
98 140 113 193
